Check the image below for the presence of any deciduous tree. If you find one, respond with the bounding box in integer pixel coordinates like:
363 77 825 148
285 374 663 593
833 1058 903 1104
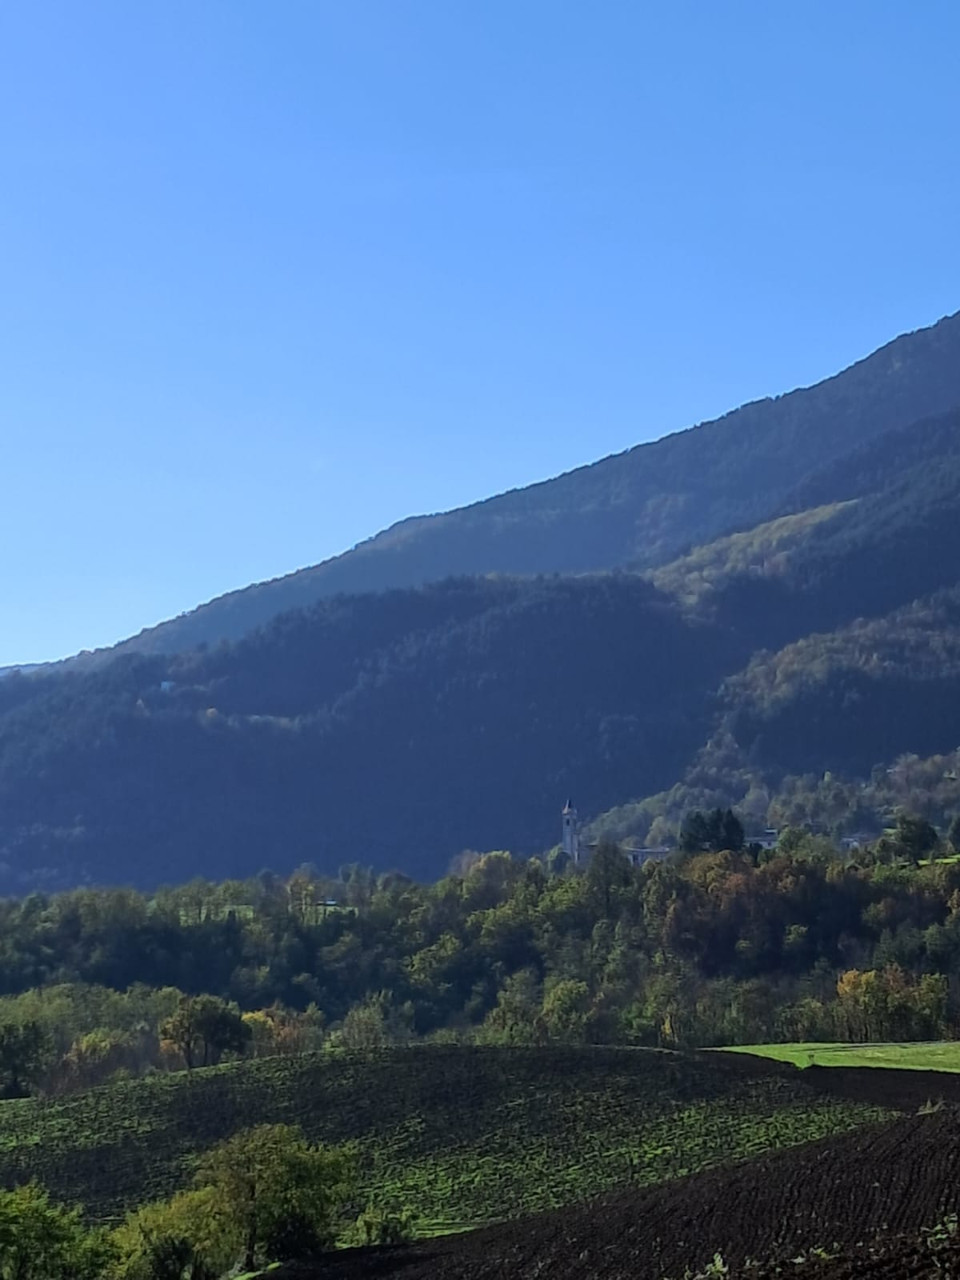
0 1022 50 1098
0 1182 111 1280
194 1124 356 1270
160 996 250 1070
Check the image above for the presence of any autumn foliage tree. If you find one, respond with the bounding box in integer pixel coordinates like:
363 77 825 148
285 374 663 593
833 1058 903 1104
834 966 948 1042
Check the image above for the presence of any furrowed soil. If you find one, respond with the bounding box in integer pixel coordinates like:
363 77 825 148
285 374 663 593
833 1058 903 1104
798 1062 960 1111
277 1107 960 1280
0 1046 889 1226
747 1232 960 1280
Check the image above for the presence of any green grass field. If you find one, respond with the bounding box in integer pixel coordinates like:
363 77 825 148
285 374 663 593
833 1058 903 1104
0 1046 891 1231
723 1041 960 1071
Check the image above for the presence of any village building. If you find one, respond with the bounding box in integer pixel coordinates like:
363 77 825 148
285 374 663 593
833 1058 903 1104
561 801 670 868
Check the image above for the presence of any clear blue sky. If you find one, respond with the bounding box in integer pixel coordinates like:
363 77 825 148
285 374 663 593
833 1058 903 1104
2 2 959 665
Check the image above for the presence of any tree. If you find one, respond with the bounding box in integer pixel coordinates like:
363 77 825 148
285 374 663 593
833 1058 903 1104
540 979 591 1042
0 1022 50 1098
354 1205 418 1246
111 1187 230 1279
891 813 940 864
139 1233 215 1280
336 995 390 1050
948 813 960 854
61 1028 138 1091
719 808 746 853
679 810 711 854
160 996 250 1070
585 841 633 916
0 1182 111 1280
679 809 744 854
194 1124 356 1271
478 968 544 1045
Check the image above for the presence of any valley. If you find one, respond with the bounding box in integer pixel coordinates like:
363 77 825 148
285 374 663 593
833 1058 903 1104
8 7 960 1274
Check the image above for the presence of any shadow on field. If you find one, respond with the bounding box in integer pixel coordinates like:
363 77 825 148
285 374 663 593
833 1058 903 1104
278 1060 960 1280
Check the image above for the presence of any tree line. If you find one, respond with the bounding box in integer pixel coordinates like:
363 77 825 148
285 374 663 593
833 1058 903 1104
1 822 960 1098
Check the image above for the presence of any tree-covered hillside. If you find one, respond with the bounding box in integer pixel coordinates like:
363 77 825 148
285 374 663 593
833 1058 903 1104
0 576 746 890
7 318 960 889
588 590 960 851
722 589 960 780
8 398 960 889
649 406 960 648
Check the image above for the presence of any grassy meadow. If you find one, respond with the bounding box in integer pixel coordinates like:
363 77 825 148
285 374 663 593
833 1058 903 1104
724 1041 960 1071
0 1046 891 1232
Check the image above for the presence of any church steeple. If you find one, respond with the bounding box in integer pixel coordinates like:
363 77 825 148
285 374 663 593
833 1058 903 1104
561 800 580 863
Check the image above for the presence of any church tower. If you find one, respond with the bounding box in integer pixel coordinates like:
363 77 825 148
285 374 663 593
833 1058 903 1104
561 799 581 864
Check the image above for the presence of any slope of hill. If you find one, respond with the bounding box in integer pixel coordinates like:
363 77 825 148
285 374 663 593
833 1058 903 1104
8 414 960 888
274 1103 960 1280
721 589 960 779
0 576 748 889
647 501 856 607
0 1047 887 1226
7 319 960 887
648 405 960 636
574 402 960 847
99 310 960 657
587 584 960 849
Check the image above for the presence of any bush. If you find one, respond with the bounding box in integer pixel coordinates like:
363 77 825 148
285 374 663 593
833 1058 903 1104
354 1205 419 1246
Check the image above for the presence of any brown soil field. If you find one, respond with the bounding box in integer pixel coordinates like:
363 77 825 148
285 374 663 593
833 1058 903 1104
279 1082 960 1280
750 1236 960 1280
693 1055 960 1112
770 1061 960 1112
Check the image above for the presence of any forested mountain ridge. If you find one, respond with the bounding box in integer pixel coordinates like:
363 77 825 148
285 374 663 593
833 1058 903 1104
7 314 960 889
7 517 960 892
589 586 960 851
91 309 960 659
0 576 749 890
647 405 960 648
587 407 960 848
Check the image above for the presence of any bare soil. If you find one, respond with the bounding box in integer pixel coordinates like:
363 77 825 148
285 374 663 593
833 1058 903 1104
280 1062 960 1280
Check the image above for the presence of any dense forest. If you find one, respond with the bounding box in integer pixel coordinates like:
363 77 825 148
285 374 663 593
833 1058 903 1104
5 521 960 888
1 829 960 1103
0 576 748 889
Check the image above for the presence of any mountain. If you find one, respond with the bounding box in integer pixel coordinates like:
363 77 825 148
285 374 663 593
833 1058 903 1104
586 583 960 850
644 404 960 641
104 311 960 658
7 313 960 889
580 404 960 845
0 576 747 890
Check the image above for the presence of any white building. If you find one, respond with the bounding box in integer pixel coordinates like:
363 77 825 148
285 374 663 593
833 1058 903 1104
746 828 780 851
560 802 671 869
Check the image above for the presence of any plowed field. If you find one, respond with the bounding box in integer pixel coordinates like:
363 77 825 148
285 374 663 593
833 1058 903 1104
795 1062 960 1111
277 1105 960 1280
0 1046 888 1226
749 1234 960 1280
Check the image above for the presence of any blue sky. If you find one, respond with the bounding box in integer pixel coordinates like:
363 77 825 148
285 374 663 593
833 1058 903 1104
2 2 959 665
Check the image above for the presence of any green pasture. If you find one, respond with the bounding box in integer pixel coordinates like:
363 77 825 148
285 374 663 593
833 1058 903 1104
0 1046 891 1232
724 1041 960 1072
